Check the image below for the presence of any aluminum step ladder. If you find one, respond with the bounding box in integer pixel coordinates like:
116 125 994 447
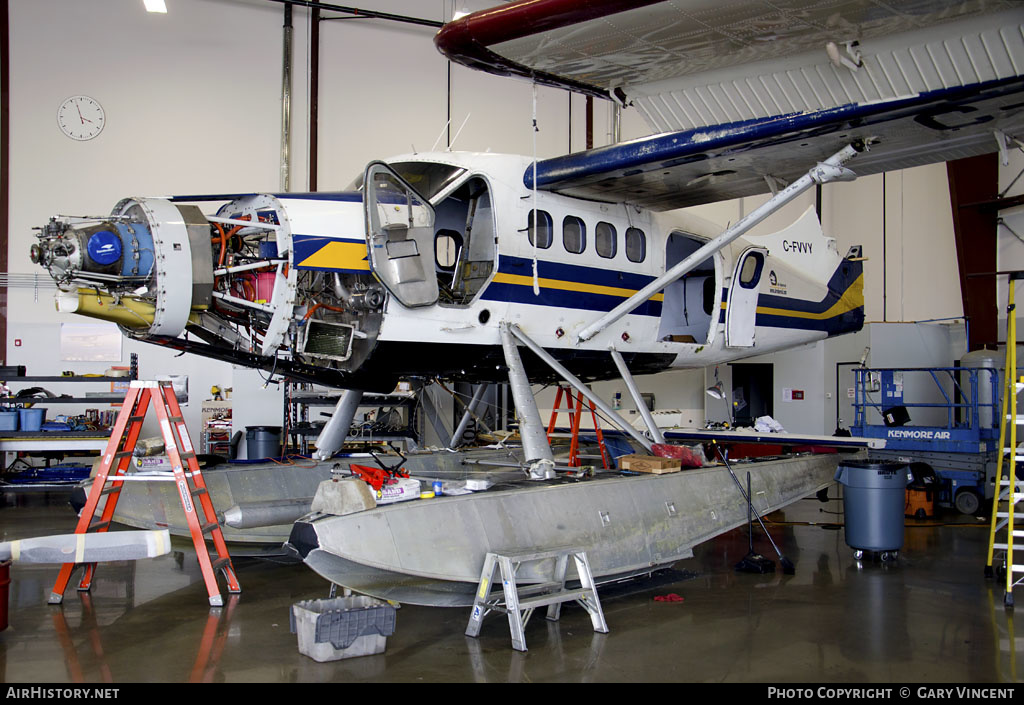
546 385 610 469
987 275 1023 608
465 546 608 651
49 380 241 607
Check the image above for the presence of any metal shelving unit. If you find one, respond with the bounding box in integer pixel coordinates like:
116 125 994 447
0 355 139 477
284 382 419 455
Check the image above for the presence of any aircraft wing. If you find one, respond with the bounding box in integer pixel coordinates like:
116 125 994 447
659 427 885 450
437 0 1024 210
575 426 885 450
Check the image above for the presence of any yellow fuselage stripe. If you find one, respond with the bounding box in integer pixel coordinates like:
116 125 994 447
297 241 370 270
492 272 665 302
757 273 864 320
720 273 865 320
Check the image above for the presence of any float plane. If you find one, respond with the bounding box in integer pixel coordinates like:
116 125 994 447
26 0 1024 604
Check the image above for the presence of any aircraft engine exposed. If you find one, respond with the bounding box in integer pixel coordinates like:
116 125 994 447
31 193 392 389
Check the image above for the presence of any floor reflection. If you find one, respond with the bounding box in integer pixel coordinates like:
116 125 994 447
3 492 1023 682
51 594 112 683
189 595 239 683
47 587 240 683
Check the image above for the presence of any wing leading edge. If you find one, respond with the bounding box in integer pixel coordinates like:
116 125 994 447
525 76 1024 210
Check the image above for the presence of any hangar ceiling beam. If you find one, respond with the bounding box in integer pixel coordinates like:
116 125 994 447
264 1 443 29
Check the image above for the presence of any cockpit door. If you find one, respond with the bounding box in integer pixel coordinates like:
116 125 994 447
725 247 767 348
364 161 438 308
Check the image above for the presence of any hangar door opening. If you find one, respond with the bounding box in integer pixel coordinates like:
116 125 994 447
729 363 773 427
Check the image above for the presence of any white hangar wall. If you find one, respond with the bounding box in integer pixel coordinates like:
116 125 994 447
5 0 302 435
2 0 1013 439
2 0 590 438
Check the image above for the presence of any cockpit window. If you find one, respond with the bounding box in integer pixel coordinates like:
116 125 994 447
349 162 466 200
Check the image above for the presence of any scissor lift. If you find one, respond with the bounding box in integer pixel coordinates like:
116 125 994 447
852 365 1001 514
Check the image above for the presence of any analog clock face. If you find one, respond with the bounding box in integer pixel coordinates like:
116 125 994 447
57 95 105 141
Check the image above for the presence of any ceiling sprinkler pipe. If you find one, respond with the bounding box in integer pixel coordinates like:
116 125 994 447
281 3 292 193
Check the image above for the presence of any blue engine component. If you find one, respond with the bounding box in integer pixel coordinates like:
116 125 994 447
87 230 122 265
108 222 155 277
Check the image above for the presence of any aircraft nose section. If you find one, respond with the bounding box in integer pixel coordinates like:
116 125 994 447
284 519 320 560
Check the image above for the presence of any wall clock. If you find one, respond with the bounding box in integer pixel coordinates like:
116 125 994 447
57 95 105 141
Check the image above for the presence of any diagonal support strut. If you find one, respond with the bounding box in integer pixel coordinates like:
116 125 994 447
577 141 866 343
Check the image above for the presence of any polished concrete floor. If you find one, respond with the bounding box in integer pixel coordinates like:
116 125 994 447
1 488 1021 684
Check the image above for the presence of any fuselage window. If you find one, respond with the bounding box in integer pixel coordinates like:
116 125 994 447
596 222 616 259
563 216 586 254
435 229 462 271
738 252 765 289
528 209 553 249
626 227 646 263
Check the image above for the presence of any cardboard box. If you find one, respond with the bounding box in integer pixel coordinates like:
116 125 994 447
618 454 682 474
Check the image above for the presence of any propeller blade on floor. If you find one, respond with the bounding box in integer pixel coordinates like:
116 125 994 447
0 530 171 564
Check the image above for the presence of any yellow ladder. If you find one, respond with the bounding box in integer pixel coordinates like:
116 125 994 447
987 276 1023 608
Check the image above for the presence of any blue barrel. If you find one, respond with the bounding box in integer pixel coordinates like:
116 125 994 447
835 460 912 554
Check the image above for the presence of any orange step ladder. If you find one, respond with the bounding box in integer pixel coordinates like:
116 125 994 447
49 380 240 607
546 385 610 469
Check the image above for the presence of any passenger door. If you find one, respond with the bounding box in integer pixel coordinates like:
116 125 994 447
725 247 767 348
364 162 438 308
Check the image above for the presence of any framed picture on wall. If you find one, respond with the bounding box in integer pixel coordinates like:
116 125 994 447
60 322 122 362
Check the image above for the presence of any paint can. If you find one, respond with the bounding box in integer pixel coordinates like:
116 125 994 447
432 480 443 496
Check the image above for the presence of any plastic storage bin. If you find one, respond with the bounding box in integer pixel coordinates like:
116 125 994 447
835 459 912 561
18 408 46 432
290 595 396 662
0 411 18 431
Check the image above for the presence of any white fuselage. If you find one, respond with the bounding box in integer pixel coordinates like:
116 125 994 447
37 151 864 388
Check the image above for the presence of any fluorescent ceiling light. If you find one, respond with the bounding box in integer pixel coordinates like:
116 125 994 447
144 0 167 13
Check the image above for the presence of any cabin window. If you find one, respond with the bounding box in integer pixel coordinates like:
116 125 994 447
595 222 617 259
626 227 646 263
435 229 461 271
563 216 586 254
527 209 553 249
738 251 765 289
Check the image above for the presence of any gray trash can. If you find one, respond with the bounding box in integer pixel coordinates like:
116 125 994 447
834 459 912 561
246 425 282 460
